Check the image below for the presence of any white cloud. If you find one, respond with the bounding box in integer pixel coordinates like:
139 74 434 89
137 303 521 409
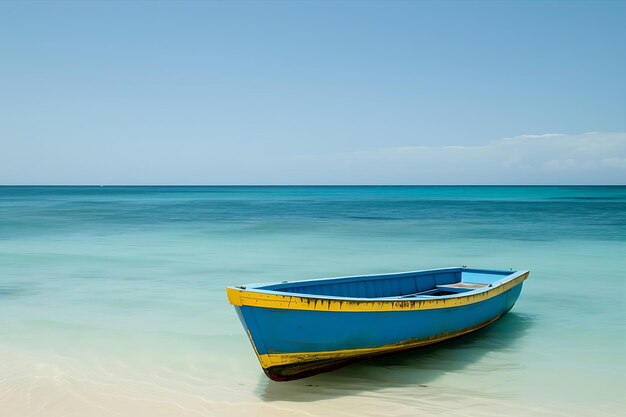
2 132 624 185
292 132 626 184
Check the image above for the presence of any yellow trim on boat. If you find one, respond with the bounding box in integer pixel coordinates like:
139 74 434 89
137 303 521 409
256 311 504 368
226 286 242 306
226 271 528 313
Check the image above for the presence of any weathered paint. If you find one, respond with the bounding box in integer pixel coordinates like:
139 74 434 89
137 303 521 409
227 267 529 380
226 270 528 312
256 310 508 368
260 308 515 381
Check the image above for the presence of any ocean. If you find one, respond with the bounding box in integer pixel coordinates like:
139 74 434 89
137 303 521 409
1 186 624 417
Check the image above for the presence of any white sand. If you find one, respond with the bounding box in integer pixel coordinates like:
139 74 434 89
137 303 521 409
2 348 620 417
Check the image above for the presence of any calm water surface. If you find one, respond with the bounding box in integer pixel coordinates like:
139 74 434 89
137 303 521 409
0 186 624 416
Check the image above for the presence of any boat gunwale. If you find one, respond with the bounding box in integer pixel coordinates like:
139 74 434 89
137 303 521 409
226 268 529 312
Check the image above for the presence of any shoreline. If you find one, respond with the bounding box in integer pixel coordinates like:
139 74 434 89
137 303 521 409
1 342 622 417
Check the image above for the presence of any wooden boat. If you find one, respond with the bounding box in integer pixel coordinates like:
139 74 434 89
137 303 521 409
226 267 529 381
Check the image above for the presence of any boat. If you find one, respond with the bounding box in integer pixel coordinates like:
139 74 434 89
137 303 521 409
226 266 529 381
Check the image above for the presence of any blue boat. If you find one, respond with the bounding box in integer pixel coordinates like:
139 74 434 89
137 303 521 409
226 267 529 381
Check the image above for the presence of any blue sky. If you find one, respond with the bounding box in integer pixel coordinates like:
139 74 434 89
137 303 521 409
1 0 624 184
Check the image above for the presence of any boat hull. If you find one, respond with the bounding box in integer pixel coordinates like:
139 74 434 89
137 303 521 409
231 277 525 381
261 306 514 381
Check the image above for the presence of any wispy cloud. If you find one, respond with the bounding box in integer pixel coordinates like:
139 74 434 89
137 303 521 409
2 132 624 185
293 132 626 184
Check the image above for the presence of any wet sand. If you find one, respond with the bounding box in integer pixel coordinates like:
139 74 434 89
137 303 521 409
2 314 621 417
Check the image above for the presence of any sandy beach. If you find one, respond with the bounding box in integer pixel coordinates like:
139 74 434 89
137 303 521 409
2 331 622 417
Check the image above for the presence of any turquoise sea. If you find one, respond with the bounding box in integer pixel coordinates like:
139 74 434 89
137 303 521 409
1 186 624 417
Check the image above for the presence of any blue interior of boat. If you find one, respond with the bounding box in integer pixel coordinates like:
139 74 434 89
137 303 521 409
258 268 515 299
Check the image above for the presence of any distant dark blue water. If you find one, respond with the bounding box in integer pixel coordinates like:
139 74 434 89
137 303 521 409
2 186 625 239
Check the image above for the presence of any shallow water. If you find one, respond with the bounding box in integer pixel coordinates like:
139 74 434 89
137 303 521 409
1 186 624 416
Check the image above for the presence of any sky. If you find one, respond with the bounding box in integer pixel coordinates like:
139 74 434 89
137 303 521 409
0 0 624 185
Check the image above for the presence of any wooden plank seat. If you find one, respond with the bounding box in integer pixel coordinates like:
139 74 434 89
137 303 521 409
437 282 489 289
381 282 489 299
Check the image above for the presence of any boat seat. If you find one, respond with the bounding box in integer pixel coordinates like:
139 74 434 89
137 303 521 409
435 282 489 293
438 282 488 289
381 282 489 299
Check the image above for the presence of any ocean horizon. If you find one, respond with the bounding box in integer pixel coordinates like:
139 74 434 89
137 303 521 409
1 185 624 416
